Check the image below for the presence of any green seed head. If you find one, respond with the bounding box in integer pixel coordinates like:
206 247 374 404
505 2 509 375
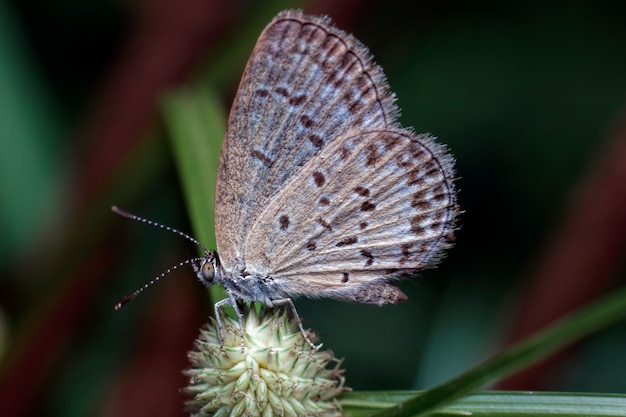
184 307 347 416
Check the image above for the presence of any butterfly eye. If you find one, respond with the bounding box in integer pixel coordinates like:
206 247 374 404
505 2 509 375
201 261 215 284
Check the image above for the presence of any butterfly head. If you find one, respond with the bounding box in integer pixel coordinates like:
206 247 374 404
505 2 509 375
192 251 221 288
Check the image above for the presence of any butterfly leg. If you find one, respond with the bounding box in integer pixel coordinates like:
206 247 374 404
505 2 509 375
213 291 245 349
272 298 322 351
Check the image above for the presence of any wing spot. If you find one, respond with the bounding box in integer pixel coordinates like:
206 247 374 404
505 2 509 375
313 171 326 187
254 88 269 98
319 197 330 206
343 88 366 115
289 94 307 106
382 133 402 149
359 221 368 230
328 70 345 89
342 272 349 283
356 73 369 88
399 243 411 264
336 236 358 247
354 186 370 197
309 134 324 149
279 215 289 231
347 98 365 115
360 201 376 212
433 186 450 204
251 150 273 166
411 194 433 211
411 217 426 235
407 169 426 186
339 145 351 160
300 115 314 128
361 249 374 266
318 217 332 230
410 146 428 161
365 143 380 166
275 87 289 97
306 241 316 251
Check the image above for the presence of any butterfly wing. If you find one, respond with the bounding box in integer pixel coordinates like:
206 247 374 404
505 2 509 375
215 10 398 273
243 129 457 304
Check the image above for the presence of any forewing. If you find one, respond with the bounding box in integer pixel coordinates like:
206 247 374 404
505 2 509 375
243 129 458 300
215 10 398 271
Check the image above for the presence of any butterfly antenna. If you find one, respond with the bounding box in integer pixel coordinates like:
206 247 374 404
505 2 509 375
114 258 203 310
111 206 210 254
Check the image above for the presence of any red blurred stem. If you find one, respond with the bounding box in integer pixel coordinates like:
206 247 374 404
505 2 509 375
75 0 236 210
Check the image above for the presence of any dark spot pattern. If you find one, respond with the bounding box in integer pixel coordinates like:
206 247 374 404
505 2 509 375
432 185 449 203
355 74 368 88
342 272 349 283
336 236 358 247
359 221 368 230
306 241 316 251
399 159 414 169
313 171 326 187
319 197 330 205
309 134 324 149
314 36 341 70
411 191 432 211
354 186 370 197
275 87 289 97
399 243 411 264
251 150 273 166
365 143 380 166
412 213 428 225
382 133 401 150
254 88 269 98
347 97 365 115
318 218 332 230
410 145 428 160
410 217 426 235
361 249 374 266
422 162 442 181
360 201 376 212
407 169 426 186
340 146 350 160
327 67 346 89
289 94 307 106
300 115 314 128
279 215 289 231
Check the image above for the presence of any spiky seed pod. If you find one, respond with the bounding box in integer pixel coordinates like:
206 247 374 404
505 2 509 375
184 307 347 416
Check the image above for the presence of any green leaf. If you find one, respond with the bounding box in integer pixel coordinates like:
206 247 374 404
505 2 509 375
364 286 626 416
161 87 225 303
340 391 626 417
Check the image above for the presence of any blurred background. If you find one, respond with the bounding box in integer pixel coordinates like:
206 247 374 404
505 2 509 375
1 0 626 416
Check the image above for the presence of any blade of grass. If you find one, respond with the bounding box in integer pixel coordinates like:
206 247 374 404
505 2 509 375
340 391 626 417
161 87 225 302
366 286 626 416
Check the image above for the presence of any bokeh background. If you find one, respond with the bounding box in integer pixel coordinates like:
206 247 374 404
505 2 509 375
1 0 626 416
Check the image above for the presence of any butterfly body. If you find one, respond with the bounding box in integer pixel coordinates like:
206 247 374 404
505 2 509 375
192 254 288 306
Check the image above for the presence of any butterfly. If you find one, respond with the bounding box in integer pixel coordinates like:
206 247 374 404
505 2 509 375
115 9 458 348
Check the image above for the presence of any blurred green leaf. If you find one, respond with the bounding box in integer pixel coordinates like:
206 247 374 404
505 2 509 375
162 87 225 303
0 1 66 266
368 286 626 416
340 391 626 416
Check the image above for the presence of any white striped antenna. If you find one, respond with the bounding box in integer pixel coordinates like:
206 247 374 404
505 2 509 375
111 206 207 309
